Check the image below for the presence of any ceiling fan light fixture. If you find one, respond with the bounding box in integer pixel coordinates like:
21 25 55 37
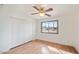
39 13 45 16
32 5 53 17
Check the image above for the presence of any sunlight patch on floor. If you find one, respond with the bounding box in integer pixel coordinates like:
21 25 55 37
41 45 73 54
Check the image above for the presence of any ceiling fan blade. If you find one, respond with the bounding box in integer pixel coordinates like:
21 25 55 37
45 8 53 12
31 13 38 15
33 6 39 11
45 13 51 17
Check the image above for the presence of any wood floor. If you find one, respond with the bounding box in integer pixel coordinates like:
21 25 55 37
3 39 78 54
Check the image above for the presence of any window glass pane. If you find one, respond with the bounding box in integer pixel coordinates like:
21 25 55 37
42 22 46 27
42 22 48 32
54 22 57 27
49 22 53 27
45 22 49 27
44 22 48 32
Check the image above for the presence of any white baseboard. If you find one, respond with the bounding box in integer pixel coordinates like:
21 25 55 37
0 40 32 54
0 48 10 53
9 40 32 49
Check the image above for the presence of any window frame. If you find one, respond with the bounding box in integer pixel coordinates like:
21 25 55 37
41 20 59 34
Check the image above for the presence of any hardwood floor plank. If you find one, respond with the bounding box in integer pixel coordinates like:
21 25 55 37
3 39 78 54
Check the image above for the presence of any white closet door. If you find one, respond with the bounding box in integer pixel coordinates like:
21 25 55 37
10 18 32 48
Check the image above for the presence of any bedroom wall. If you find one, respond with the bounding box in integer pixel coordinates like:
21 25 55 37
0 5 36 53
73 11 79 52
36 14 76 46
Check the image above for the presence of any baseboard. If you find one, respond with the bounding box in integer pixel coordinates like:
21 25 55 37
34 39 78 54
10 40 32 50
2 40 32 54
0 48 10 54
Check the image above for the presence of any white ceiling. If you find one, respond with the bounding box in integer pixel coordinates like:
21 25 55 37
1 4 79 19
23 4 79 19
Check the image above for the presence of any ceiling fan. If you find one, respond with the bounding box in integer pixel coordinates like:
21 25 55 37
31 5 53 17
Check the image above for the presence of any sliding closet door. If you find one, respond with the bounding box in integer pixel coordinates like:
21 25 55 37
10 18 33 48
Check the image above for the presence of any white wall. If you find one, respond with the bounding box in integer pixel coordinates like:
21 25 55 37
0 5 36 53
36 11 79 52
36 14 76 46
73 11 79 52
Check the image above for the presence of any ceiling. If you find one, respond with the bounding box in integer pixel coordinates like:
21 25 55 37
1 4 79 20
24 4 79 19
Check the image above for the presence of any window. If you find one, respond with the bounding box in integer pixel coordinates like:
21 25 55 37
41 20 58 34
